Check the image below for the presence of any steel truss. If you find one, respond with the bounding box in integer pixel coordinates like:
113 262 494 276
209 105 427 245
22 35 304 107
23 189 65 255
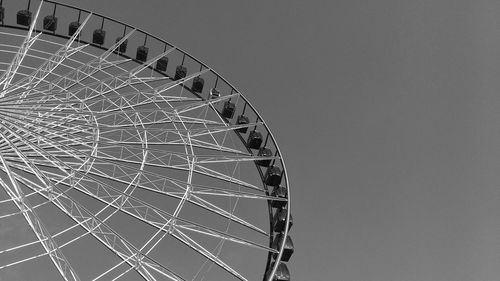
0 1 292 280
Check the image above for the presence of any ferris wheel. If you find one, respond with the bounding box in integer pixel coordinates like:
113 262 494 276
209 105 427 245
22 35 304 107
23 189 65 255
0 1 293 280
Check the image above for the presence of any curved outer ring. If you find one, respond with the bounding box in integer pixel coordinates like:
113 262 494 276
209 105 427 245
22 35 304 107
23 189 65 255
0 1 292 280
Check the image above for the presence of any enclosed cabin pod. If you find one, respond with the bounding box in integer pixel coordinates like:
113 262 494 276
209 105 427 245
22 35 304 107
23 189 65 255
93 29 106 45
236 115 249 133
43 15 57 31
68 21 80 36
273 208 293 233
136 46 148 62
265 165 282 186
272 234 294 262
114 37 128 53
17 10 32 26
265 262 290 281
174 65 187 80
191 76 204 93
247 130 263 149
271 186 288 208
155 56 168 72
255 147 273 166
210 88 220 99
222 101 235 119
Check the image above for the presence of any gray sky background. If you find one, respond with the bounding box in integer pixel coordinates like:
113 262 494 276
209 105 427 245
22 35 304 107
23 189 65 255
4 0 500 280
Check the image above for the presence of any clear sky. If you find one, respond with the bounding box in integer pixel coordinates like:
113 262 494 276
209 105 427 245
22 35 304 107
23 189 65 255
3 0 500 280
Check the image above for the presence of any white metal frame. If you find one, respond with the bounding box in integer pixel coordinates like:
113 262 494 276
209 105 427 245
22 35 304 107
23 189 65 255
0 1 292 280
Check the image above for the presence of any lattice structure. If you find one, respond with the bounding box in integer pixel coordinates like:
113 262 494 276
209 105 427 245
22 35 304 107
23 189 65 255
0 1 293 280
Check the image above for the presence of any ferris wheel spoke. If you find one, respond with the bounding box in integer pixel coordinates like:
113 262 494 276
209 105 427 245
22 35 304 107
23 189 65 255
0 34 137 104
0 174 78 222
188 187 284 201
105 92 238 121
168 138 250 155
94 144 270 173
93 128 250 155
0 28 137 101
86 94 201 117
7 157 245 281
11 158 268 236
175 223 276 253
3 13 92 99
7 158 185 281
0 116 94 160
86 153 262 192
88 93 200 113
0 109 95 134
0 105 228 134
11 126 262 190
0 103 81 112
88 170 267 233
4 149 91 160
93 121 260 139
118 140 248 157
51 55 185 107
0 128 74 189
4 140 93 155
1 105 93 125
0 97 87 114
87 69 206 110
0 126 266 239
68 170 273 253
86 159 268 230
19 78 202 113
78 77 203 110
83 69 210 115
69 74 166 105
172 229 247 281
0 221 101 278
194 154 279 164
0 121 90 183
0 175 107 257
35 167 276 268
3 116 95 140
7 157 87 173
0 57 131 103
193 164 262 191
187 122 262 138
0 58 155 114
12 42 89 100
186 194 267 235
0 131 24 148
0 127 38 152
96 114 223 129
0 1 43 92
2 130 205 164
0 153 81 281
0 91 87 116
0 112 252 166
0 97 96 132
133 67 207 101
175 92 238 114
0 33 42 92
